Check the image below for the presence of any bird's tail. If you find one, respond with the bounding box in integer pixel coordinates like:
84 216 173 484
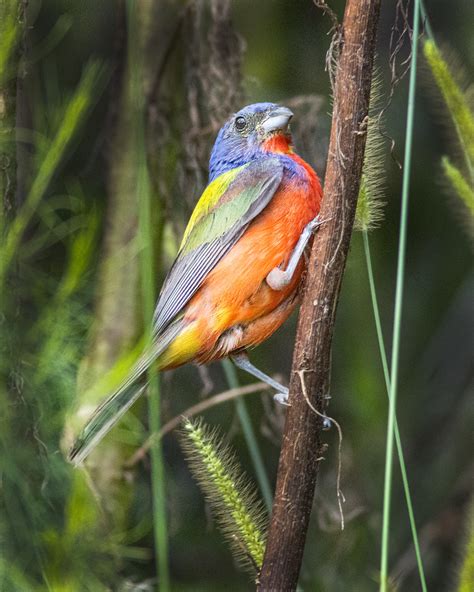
69 382 148 466
69 321 183 466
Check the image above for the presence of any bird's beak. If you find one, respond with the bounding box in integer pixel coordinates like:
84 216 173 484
261 107 294 134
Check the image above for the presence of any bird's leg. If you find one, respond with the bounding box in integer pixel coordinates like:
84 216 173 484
266 214 326 291
230 351 289 405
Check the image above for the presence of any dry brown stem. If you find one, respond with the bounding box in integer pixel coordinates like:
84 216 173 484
258 1 381 589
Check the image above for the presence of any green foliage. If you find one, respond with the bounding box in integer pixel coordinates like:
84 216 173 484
423 39 474 225
0 61 105 283
181 419 267 572
0 229 109 589
0 22 111 586
1 2 471 590
42 472 106 591
423 40 474 175
57 208 100 301
36 209 100 383
0 0 20 242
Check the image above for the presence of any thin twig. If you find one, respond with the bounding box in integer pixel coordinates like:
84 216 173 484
125 381 271 468
297 370 345 531
376 0 418 169
314 0 343 94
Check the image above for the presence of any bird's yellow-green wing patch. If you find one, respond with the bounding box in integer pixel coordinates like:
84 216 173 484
180 165 244 247
153 157 283 335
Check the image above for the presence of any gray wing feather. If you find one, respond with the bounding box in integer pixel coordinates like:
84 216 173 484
153 160 283 336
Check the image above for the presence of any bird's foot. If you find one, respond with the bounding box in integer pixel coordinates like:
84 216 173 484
308 214 332 232
273 387 333 426
266 267 289 291
273 387 290 406
322 416 332 430
265 215 330 291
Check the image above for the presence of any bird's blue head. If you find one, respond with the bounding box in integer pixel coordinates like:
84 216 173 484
208 102 294 182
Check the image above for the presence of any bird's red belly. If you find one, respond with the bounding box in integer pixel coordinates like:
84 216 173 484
184 178 320 358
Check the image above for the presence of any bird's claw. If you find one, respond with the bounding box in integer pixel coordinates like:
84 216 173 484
308 214 331 233
273 388 290 406
322 416 332 430
272 390 332 426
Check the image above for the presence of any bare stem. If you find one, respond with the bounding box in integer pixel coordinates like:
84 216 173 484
125 381 271 468
258 1 381 589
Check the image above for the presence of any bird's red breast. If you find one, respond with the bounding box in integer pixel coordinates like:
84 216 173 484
180 148 322 363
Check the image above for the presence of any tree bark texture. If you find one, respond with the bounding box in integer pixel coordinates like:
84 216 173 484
258 0 381 589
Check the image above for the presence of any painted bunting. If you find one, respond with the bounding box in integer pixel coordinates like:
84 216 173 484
70 102 322 464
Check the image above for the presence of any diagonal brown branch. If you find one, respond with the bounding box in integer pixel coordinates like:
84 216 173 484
125 381 271 467
258 0 381 589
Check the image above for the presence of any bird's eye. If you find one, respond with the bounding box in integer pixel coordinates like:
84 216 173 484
235 116 247 131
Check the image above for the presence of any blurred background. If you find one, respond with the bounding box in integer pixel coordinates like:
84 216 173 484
0 0 472 590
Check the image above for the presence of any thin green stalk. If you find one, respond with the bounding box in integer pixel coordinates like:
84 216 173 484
363 232 427 591
380 1 421 589
221 359 273 511
128 0 169 587
419 0 435 43
138 151 170 591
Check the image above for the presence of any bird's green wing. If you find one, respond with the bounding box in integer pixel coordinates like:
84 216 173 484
153 157 283 335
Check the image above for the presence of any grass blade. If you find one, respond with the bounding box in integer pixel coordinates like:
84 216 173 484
363 232 427 591
0 62 104 283
0 1 19 81
137 158 169 591
380 1 421 589
221 359 273 511
126 0 169 587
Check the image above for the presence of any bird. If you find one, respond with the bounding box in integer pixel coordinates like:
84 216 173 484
69 102 323 465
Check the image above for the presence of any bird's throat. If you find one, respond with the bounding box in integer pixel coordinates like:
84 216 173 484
262 133 293 155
